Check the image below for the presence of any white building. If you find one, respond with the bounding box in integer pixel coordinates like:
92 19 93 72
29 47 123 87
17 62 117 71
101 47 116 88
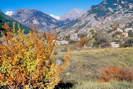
111 42 120 48
56 40 69 45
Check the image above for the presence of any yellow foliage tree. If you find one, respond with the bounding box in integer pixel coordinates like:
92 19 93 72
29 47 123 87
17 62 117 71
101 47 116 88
0 30 70 89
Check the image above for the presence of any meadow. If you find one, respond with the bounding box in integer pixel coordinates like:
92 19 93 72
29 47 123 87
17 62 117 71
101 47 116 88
56 47 133 89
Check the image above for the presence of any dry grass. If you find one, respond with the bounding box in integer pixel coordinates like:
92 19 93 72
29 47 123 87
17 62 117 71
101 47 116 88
72 81 133 89
57 47 133 83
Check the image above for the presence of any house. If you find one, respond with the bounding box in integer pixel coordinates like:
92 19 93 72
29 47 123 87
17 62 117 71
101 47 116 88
56 40 69 45
111 42 120 48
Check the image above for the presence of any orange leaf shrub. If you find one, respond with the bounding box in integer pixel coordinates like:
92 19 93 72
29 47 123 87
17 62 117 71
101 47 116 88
77 30 96 47
2 24 11 31
100 67 133 82
0 30 70 89
77 37 89 47
45 33 57 41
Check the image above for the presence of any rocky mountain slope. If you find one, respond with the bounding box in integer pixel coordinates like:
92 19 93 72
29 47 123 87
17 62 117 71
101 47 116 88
11 9 60 31
57 0 133 42
60 0 133 30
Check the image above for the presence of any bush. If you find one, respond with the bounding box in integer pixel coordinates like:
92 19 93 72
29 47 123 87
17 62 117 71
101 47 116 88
128 30 133 37
93 30 111 48
77 37 89 47
122 38 133 47
0 30 70 89
100 67 133 82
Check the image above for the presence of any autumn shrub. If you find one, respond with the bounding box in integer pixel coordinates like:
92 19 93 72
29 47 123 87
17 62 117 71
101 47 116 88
77 37 89 47
2 23 12 31
100 67 133 82
0 30 70 89
77 29 98 48
0 23 11 37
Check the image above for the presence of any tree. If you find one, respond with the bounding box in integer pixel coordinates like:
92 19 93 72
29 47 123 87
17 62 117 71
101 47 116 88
0 30 70 89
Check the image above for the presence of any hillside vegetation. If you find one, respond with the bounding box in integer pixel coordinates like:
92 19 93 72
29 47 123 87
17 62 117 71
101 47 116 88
0 11 31 36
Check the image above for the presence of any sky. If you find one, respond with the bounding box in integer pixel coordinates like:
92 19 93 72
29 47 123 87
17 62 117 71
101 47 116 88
0 0 102 16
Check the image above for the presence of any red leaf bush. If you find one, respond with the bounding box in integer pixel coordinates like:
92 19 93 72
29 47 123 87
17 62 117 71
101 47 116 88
100 67 133 82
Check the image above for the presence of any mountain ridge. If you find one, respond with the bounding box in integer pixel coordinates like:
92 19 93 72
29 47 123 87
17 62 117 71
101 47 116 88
11 9 59 31
59 0 133 30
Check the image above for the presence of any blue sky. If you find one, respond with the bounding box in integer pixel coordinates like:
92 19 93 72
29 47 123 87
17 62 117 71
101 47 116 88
0 0 102 16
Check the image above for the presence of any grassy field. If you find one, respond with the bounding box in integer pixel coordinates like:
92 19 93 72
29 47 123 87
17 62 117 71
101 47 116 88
71 81 133 89
56 47 133 89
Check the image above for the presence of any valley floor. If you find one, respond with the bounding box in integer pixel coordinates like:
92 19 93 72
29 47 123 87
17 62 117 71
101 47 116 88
57 47 133 89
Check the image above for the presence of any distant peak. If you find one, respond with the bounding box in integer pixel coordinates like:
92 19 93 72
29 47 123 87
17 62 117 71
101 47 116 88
61 8 86 20
69 8 85 13
71 8 83 12
50 14 60 20
17 8 30 11
5 10 14 16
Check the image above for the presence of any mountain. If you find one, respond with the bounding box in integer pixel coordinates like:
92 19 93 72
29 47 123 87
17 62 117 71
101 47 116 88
9 9 85 31
56 0 133 41
5 11 14 16
11 9 59 31
60 9 86 21
55 9 86 28
0 11 31 36
61 0 133 30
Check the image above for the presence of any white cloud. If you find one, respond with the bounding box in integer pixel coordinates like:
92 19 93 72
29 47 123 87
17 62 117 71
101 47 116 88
5 11 14 16
50 14 60 20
